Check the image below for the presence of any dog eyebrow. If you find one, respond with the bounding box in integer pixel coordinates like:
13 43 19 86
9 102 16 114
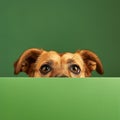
67 59 75 64
43 60 53 66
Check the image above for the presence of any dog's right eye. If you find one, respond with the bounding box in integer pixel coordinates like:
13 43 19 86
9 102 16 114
40 64 52 75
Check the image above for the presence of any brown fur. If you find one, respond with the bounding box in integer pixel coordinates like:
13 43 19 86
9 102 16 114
14 48 104 77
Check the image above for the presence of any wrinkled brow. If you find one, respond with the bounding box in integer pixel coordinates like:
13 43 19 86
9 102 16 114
59 53 65 56
41 60 54 66
67 59 76 64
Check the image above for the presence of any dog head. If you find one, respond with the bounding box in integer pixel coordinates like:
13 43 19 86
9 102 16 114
14 48 104 77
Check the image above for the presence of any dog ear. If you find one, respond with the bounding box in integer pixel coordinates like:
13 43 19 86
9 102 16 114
14 48 44 75
77 50 104 76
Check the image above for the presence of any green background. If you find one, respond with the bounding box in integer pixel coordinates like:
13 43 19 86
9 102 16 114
0 0 120 77
0 78 120 120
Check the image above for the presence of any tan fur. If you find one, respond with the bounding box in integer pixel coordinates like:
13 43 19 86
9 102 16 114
14 48 104 77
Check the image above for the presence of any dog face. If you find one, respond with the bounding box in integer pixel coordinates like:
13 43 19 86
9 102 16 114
14 48 104 77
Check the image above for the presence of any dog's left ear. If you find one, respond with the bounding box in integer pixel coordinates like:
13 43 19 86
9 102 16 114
77 50 104 76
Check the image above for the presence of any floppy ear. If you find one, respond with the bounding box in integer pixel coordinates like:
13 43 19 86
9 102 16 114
14 48 44 75
77 50 104 76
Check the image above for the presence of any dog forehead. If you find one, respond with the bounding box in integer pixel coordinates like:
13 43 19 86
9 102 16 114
61 53 74 59
61 53 83 64
40 51 60 61
62 53 82 60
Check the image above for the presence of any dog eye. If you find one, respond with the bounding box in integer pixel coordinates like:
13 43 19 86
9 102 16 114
40 64 52 75
69 64 80 74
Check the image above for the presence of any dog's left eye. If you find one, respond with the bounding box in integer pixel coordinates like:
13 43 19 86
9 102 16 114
69 64 80 74
40 64 52 75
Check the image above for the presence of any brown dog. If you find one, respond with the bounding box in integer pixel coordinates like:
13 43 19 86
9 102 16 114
14 48 104 77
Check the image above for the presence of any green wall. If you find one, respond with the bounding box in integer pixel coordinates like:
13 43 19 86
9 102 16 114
0 0 120 77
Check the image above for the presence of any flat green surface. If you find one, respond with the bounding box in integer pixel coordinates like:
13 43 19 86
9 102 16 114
0 78 120 120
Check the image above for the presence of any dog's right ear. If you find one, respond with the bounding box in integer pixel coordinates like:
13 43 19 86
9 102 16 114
14 48 44 75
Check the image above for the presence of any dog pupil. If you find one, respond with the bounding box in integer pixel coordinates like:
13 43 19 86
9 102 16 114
40 64 51 74
73 65 78 71
43 66 49 71
70 64 80 74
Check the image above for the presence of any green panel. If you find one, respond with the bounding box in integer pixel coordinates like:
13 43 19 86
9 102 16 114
0 78 120 120
0 0 120 76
